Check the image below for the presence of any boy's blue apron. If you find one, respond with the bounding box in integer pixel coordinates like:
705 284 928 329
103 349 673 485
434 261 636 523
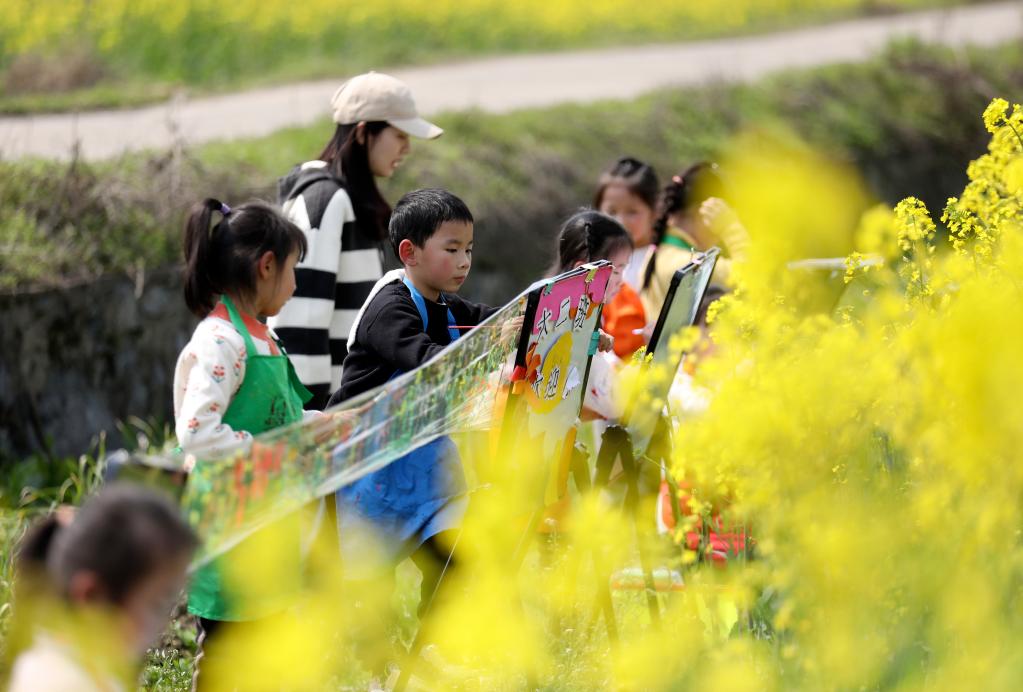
335 277 468 571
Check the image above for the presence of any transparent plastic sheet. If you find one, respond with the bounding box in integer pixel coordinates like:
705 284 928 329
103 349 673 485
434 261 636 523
626 248 719 455
181 263 612 567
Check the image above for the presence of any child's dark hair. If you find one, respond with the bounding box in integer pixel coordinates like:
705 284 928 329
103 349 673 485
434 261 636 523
388 188 474 257
592 156 660 211
16 483 197 605
319 122 392 241
549 210 633 276
643 161 726 290
183 199 307 317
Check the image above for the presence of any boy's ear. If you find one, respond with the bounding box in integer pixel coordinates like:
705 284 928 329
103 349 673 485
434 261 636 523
68 570 105 605
398 239 418 266
257 250 276 279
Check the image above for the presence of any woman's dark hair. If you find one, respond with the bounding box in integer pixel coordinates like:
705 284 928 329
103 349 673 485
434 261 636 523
319 122 392 241
592 156 660 212
183 198 307 317
549 209 633 276
16 483 197 605
643 161 726 290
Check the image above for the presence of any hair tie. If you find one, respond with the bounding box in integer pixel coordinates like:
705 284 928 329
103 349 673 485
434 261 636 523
221 203 232 216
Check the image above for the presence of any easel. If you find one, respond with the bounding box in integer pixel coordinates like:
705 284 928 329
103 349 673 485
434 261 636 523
394 249 721 684
499 250 721 651
393 263 613 691
587 414 674 634
578 249 722 640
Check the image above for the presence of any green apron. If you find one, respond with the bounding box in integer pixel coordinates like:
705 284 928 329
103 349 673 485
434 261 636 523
662 233 695 251
187 295 313 621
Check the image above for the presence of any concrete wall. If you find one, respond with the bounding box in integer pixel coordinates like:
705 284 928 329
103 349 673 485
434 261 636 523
0 268 196 461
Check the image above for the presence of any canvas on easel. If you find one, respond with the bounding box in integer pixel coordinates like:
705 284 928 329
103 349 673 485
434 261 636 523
626 247 720 456
391 262 613 692
590 248 720 632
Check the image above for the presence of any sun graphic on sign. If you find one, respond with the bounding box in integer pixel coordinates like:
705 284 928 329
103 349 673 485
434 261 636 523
526 332 574 414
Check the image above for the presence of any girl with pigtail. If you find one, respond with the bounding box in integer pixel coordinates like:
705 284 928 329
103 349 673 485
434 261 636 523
173 198 318 689
639 161 749 319
548 209 630 419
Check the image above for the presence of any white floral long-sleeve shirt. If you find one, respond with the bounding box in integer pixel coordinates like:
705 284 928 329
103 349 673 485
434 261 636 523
9 632 126 692
174 303 318 460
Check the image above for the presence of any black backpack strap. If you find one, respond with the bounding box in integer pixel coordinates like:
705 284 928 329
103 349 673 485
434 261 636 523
277 167 339 205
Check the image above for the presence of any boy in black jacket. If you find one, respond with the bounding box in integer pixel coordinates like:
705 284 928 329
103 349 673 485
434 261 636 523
328 189 495 681
330 188 495 403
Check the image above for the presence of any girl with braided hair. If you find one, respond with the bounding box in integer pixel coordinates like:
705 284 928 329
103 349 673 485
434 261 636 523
639 161 749 318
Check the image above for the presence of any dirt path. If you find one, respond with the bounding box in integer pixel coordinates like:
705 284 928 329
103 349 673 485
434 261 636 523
1 1 1020 161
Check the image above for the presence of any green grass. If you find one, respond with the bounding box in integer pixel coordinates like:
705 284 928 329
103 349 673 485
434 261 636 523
0 83 179 116
0 0 964 115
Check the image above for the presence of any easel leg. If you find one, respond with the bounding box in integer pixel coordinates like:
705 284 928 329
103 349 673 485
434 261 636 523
620 445 662 629
392 529 461 692
587 426 638 644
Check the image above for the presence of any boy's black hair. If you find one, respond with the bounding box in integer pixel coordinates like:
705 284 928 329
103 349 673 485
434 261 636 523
388 188 474 257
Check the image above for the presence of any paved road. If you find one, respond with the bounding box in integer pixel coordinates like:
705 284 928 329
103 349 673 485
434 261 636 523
1 1 1020 161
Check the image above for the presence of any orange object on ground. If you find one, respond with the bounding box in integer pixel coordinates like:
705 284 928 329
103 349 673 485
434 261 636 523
657 477 751 565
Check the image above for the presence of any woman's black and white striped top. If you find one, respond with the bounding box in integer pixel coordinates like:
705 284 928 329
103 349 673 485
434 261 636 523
268 160 384 409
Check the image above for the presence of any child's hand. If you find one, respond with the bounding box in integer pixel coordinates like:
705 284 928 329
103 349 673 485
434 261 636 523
699 198 739 234
500 315 525 343
308 410 359 445
308 412 334 445
597 329 615 353
699 198 749 258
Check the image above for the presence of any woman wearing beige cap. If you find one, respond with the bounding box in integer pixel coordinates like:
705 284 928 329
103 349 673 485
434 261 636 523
268 72 443 409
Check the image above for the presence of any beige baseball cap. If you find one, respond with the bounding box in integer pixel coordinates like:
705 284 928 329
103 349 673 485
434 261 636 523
330 72 443 139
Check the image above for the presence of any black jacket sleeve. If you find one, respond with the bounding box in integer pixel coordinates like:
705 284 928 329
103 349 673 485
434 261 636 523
360 296 445 374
